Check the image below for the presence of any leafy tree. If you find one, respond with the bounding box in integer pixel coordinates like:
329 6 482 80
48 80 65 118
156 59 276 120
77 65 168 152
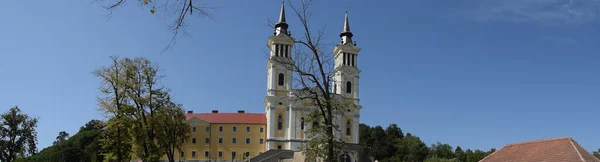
465 149 489 162
17 119 106 162
79 119 105 132
53 131 70 145
392 134 429 162
385 124 404 140
0 106 38 162
156 100 191 162
430 141 455 159
593 148 600 159
454 146 466 162
95 56 189 162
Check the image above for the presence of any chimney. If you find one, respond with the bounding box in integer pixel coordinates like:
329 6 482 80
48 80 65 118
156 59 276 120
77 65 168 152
212 110 219 113
238 110 245 113
187 111 193 114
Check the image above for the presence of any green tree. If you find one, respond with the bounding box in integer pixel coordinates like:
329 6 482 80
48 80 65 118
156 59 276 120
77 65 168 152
156 100 190 162
392 134 429 162
0 106 38 162
592 148 599 159
465 149 489 162
454 146 466 162
53 131 70 145
430 141 455 159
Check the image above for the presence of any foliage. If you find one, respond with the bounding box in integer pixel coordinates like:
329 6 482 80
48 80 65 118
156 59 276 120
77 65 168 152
359 123 494 162
17 120 106 162
94 56 189 162
593 148 600 159
0 106 38 162
53 131 70 146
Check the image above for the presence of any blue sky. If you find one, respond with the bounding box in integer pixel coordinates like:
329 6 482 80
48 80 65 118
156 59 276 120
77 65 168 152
1 0 599 153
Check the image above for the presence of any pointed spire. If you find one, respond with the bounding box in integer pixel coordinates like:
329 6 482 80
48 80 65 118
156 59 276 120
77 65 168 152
342 7 351 33
278 0 286 23
274 0 289 36
340 7 354 45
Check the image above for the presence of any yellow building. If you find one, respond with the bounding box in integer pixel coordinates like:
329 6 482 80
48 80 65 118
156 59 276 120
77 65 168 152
164 110 267 162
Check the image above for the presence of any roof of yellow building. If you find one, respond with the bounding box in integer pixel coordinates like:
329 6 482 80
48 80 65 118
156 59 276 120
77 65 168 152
185 110 266 124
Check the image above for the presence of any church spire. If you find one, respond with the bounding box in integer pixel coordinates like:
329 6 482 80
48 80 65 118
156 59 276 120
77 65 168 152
340 8 354 45
274 0 289 35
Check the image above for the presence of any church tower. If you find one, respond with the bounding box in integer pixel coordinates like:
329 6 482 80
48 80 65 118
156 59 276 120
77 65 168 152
332 9 361 144
265 1 296 151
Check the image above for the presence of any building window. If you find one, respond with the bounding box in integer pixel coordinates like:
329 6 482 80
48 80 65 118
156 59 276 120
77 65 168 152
352 54 356 66
334 83 337 93
232 138 237 144
246 138 251 144
180 151 184 157
277 145 282 149
277 114 283 130
343 53 347 65
346 81 352 93
219 126 223 132
192 127 196 132
205 151 209 158
260 138 264 144
245 152 250 158
218 138 223 144
192 151 196 158
246 126 251 132
205 138 210 143
206 126 210 132
301 117 305 130
233 126 237 132
278 73 284 86
218 151 223 158
232 151 237 159
346 120 352 136
192 138 196 144
260 127 264 132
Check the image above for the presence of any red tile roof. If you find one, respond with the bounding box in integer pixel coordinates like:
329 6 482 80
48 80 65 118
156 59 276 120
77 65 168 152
185 112 267 124
480 137 600 162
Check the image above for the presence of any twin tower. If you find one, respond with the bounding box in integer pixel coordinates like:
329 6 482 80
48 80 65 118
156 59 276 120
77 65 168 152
263 2 362 151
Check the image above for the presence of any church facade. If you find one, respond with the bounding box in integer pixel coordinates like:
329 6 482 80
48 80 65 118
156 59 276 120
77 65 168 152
161 2 363 162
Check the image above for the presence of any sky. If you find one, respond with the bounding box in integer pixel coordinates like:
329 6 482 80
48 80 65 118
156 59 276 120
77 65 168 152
1 0 599 153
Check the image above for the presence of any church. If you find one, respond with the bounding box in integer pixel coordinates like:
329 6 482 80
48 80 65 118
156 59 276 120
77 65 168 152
161 2 366 162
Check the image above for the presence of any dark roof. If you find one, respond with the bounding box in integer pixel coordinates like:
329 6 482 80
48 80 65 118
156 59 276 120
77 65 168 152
480 137 600 162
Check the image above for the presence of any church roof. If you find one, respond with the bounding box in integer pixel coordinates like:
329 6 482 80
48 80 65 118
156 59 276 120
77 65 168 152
186 112 266 124
480 137 600 162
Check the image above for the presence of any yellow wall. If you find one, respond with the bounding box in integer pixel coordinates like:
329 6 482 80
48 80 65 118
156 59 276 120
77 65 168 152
161 118 267 161
275 108 286 138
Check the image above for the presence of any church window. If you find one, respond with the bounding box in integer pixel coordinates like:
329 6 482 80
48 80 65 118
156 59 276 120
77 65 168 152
351 54 355 66
278 114 283 130
279 44 284 57
346 120 352 136
301 117 305 130
260 127 264 132
247 126 251 132
342 53 347 65
232 138 237 144
278 73 284 86
205 138 209 143
260 138 264 144
284 45 289 58
346 81 352 93
218 151 223 158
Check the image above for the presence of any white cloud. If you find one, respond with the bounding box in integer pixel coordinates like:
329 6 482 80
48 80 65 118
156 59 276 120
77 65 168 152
458 0 600 25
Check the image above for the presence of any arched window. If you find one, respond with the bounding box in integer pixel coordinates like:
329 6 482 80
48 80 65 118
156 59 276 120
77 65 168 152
278 73 284 86
301 117 305 130
346 120 351 136
277 114 283 130
346 81 352 93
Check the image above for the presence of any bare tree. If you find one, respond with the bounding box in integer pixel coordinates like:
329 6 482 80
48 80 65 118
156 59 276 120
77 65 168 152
94 0 213 51
269 0 355 161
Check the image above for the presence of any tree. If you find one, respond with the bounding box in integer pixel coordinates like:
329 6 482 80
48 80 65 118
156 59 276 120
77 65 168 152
79 119 105 132
95 56 189 162
465 149 489 162
269 0 351 161
94 0 213 50
430 142 455 159
94 56 132 162
0 106 38 162
592 149 599 159
454 146 466 162
156 100 191 162
53 131 70 145
392 135 429 162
